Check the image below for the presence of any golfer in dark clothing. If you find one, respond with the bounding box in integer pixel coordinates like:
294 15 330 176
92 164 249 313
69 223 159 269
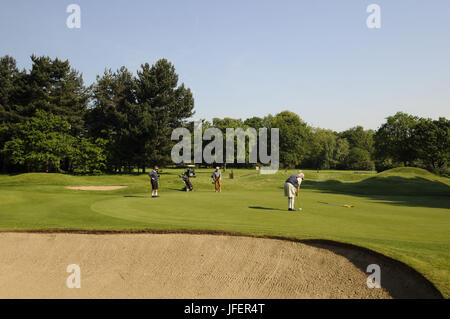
149 166 159 197
284 172 304 211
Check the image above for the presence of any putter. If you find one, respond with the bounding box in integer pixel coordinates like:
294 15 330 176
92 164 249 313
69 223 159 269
297 183 303 211
296 193 302 211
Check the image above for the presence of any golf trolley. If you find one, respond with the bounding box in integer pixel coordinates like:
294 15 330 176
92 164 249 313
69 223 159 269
179 165 196 192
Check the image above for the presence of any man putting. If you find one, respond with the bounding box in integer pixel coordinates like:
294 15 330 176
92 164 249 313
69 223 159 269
284 172 304 211
211 167 222 192
149 166 160 197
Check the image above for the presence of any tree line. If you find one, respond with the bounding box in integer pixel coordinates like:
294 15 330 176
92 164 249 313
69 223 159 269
207 111 448 176
0 55 194 173
0 55 448 176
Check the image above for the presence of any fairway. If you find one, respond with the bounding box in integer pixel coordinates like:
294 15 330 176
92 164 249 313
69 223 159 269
0 168 449 298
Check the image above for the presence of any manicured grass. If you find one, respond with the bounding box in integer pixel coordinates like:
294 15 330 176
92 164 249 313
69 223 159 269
0 167 449 297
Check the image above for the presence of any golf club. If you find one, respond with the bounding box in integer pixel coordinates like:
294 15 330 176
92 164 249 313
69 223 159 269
296 188 302 211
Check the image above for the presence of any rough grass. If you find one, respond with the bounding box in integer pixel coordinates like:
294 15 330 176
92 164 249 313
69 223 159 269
0 168 449 297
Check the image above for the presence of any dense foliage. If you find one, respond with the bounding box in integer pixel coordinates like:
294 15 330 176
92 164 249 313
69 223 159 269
1 55 194 173
0 55 448 175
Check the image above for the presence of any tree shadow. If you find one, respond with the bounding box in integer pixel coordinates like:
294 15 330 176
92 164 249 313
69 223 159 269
301 176 450 209
3 172 25 176
300 239 443 299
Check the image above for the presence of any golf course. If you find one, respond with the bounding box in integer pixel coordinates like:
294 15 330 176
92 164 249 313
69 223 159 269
0 167 449 298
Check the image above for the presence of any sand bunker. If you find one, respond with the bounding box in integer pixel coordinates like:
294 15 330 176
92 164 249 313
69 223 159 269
0 233 441 299
66 186 128 191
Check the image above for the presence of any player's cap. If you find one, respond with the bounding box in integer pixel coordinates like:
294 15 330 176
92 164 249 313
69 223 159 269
299 172 305 179
216 166 220 170
154 166 159 170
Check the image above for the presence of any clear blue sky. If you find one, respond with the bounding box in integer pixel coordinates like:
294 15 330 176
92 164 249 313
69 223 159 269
1 0 449 131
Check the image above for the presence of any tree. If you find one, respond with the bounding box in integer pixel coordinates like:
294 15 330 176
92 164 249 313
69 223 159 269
71 137 107 174
346 147 375 170
413 117 449 173
212 118 245 132
306 129 349 169
20 55 88 134
2 110 73 172
0 55 26 171
2 110 106 173
211 118 251 167
340 126 375 155
87 60 195 172
0 55 89 171
0 55 20 121
374 112 419 167
86 67 137 172
270 111 310 168
136 59 194 169
243 117 266 130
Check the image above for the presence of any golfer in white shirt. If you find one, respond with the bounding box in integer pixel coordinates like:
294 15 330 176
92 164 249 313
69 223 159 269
284 172 304 211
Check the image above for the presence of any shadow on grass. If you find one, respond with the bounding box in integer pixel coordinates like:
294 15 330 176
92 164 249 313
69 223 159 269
301 176 450 209
123 195 147 198
168 188 189 192
249 206 285 212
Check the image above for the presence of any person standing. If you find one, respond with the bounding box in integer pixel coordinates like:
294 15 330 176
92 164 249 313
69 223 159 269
211 167 222 192
149 166 160 197
284 172 304 211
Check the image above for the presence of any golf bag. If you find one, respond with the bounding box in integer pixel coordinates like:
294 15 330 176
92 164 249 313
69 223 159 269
185 168 196 178
180 173 194 191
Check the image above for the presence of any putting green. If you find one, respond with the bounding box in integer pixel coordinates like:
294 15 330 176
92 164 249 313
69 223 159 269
0 168 449 297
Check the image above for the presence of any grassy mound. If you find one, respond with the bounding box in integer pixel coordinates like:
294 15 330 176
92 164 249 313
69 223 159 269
305 168 450 197
0 173 142 186
379 167 441 179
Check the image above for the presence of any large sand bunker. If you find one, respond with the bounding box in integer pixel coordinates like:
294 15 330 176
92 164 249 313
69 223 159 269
66 186 128 191
0 233 441 299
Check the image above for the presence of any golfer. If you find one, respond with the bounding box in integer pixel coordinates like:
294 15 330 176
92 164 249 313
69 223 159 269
284 172 304 211
211 167 222 192
149 166 159 197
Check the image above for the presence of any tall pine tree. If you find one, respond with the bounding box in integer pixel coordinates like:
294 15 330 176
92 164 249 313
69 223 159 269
135 59 194 170
86 67 137 172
